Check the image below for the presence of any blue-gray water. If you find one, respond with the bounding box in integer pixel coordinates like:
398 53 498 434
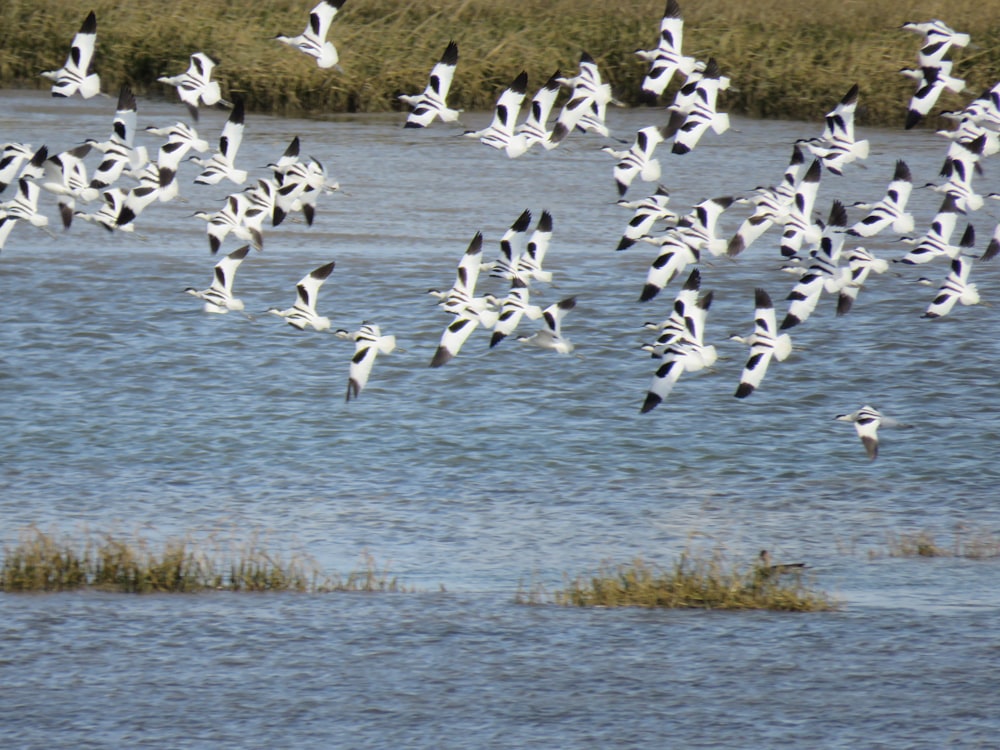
1 89 999 748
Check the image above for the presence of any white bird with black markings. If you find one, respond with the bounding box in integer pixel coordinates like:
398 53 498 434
267 260 337 331
640 291 716 413
731 288 792 398
464 71 528 153
616 184 676 251
193 192 265 255
157 52 227 122
637 0 699 99
339 323 396 401
271 156 338 226
185 245 251 313
489 278 543 348
780 202 852 329
192 97 248 186
3 178 50 232
801 84 869 175
902 19 971 65
921 255 981 319
835 405 911 460
489 209 532 281
38 143 95 228
512 71 563 153
642 268 703 355
145 122 210 192
779 158 823 259
40 10 101 99
401 41 461 128
614 125 667 197
0 142 38 195
73 187 132 233
275 0 347 69
932 135 985 213
517 296 577 354
837 245 889 316
549 52 615 144
87 85 149 190
676 196 733 257
848 160 914 237
727 144 805 257
670 57 730 155
638 231 700 302
429 232 497 319
515 210 554 284
897 194 966 265
0 214 16 253
429 308 482 368
903 62 966 130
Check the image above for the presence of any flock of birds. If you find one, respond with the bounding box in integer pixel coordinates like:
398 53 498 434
2 1 999 458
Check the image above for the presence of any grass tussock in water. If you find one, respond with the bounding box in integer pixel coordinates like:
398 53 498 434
0 528 406 594
522 551 836 612
1 0 998 125
878 526 1000 559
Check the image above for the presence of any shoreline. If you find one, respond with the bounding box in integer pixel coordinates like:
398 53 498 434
1 1 997 128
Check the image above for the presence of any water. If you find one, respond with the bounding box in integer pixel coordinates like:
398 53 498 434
1 89 999 748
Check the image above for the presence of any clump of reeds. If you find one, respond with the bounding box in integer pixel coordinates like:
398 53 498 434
0 528 407 593
881 525 1000 559
522 550 836 612
2 0 998 125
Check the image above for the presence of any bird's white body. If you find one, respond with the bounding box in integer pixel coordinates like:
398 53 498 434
779 159 823 259
897 194 964 265
465 72 528 156
922 256 981 319
402 41 460 128
835 405 910 460
158 52 225 120
614 125 666 197
192 98 247 186
638 233 699 303
489 279 543 348
638 0 699 98
732 288 792 398
849 160 914 237
275 0 346 69
670 58 730 155
341 323 396 400
728 144 805 257
41 11 101 99
489 209 532 282
517 296 577 354
616 184 676 251
185 245 251 313
267 260 336 331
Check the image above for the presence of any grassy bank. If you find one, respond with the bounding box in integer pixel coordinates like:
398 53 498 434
520 551 837 612
0 528 406 593
1 0 998 126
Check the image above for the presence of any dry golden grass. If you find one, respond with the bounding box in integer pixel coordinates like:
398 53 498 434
520 550 837 612
2 0 998 124
0 527 407 593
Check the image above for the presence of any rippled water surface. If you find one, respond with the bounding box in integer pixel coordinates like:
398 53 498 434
1 89 999 748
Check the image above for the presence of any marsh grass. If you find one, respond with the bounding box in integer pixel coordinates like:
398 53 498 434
880 526 1000 559
521 551 836 612
0 528 407 593
2 0 998 124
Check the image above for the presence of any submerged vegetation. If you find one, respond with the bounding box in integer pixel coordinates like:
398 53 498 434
1 0 999 125
0 528 406 593
520 551 837 612
878 526 1000 559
